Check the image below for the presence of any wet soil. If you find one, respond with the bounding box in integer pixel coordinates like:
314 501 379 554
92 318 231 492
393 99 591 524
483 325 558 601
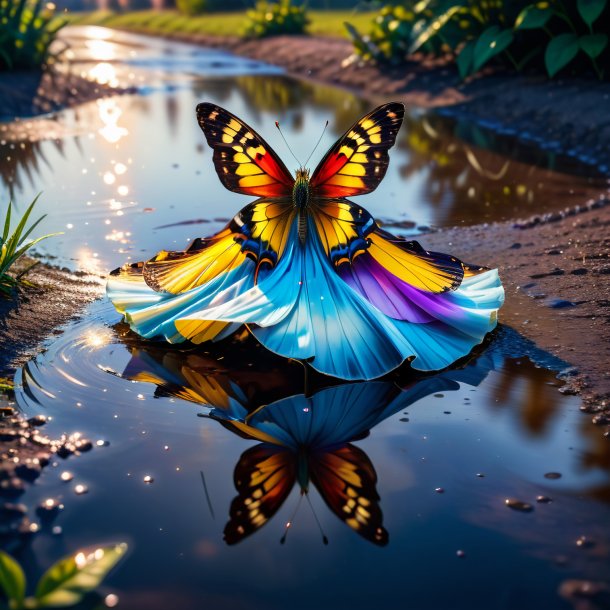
0 68 134 121
0 259 104 375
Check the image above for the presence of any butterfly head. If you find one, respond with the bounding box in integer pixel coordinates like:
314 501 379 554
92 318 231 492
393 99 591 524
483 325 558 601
293 168 311 211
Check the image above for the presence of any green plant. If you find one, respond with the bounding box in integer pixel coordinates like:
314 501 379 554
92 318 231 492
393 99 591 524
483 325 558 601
0 543 127 609
0 0 66 71
244 0 309 37
0 196 59 297
346 0 610 79
176 0 208 16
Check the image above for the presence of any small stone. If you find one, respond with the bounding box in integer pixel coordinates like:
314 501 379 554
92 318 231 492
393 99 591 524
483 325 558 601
505 498 534 512
544 472 562 480
576 535 595 549
536 495 552 504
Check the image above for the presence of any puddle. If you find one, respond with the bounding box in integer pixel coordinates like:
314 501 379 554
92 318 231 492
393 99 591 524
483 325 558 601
10 300 610 609
1 26 608 273
2 26 609 610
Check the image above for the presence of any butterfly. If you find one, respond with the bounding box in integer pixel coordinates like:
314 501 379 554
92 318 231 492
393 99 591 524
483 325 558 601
209 380 447 547
107 102 504 380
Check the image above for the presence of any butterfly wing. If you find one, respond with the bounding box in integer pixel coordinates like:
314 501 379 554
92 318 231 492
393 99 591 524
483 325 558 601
139 199 296 295
310 199 464 298
309 102 405 198
224 444 296 545
310 444 388 546
197 103 294 197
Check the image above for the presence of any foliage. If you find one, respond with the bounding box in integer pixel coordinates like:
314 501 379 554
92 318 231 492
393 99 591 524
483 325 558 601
0 544 127 609
0 0 66 71
176 0 208 16
244 0 309 37
64 9 374 40
346 0 610 79
0 196 58 297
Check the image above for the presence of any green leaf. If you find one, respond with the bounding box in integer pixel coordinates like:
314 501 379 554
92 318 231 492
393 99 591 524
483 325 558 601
408 5 461 54
514 3 553 30
0 551 26 609
579 33 608 58
456 39 475 78
472 26 514 72
545 33 580 77
577 0 607 27
35 543 127 607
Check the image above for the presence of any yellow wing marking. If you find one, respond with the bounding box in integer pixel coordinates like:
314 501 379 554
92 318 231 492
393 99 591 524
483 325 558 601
368 234 459 293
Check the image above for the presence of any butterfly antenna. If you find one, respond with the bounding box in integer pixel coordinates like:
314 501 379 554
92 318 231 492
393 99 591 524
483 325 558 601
305 493 329 545
303 120 329 168
275 120 303 167
280 493 304 545
200 469 215 520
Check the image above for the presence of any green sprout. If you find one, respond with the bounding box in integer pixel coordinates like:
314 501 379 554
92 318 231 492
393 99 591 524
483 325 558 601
0 543 128 609
0 195 59 297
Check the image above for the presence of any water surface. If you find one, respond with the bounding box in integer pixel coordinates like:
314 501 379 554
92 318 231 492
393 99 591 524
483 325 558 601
2 26 609 610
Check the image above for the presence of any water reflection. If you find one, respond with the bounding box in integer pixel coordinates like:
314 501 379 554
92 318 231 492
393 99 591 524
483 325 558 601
12 301 610 609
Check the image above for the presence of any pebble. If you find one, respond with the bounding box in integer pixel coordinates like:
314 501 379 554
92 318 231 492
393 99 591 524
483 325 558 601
505 498 534 512
544 472 562 480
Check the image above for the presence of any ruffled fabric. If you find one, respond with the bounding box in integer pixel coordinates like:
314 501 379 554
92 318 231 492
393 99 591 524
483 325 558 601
107 219 504 380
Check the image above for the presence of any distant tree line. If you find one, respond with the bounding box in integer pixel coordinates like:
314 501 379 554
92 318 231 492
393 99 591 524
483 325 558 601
53 0 370 11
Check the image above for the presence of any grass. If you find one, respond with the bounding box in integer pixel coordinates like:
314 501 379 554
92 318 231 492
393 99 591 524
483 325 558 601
62 9 375 40
0 196 58 297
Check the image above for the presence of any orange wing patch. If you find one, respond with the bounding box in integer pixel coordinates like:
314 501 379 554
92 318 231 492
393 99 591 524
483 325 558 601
197 103 294 198
310 102 405 198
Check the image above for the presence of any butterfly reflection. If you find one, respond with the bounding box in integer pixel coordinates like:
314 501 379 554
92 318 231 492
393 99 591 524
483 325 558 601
118 339 472 547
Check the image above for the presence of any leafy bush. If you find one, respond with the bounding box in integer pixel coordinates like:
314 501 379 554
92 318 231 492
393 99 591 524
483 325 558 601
0 196 58 297
176 0 208 15
244 0 309 37
0 0 66 71
346 0 610 80
0 543 127 609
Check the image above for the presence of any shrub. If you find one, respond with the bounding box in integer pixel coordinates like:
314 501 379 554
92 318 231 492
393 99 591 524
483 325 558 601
244 0 309 37
0 195 58 297
346 0 610 80
0 0 66 71
176 0 208 15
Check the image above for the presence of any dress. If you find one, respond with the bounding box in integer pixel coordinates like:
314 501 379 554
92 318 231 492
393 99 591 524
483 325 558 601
107 102 504 380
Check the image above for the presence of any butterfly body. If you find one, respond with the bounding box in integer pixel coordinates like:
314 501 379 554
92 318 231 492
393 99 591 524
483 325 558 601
106 101 505 380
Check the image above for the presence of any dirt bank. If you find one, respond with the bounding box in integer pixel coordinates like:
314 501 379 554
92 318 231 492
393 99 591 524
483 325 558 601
0 261 104 375
0 68 134 121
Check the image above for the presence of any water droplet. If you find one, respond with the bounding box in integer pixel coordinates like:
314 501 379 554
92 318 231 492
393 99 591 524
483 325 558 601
74 484 88 495
52 526 62 535
105 594 119 608
60 471 73 482
435 487 444 494
143 475 153 484
163 445 170 451
96 440 109 447
456 550 465 558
